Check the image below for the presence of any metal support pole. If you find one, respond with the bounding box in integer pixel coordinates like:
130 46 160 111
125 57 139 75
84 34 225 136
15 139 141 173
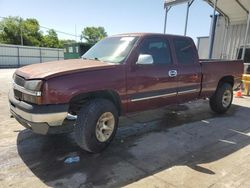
17 46 20 67
39 48 42 63
19 18 24 46
75 24 77 42
20 27 23 46
163 6 171 34
184 0 194 36
184 3 190 36
208 0 217 59
242 13 250 60
220 17 229 59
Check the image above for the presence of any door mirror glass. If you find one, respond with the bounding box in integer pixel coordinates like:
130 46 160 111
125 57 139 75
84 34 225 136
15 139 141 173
136 54 154 65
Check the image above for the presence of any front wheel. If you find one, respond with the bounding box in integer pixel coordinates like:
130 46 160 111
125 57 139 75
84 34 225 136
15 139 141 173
74 99 118 153
209 83 233 114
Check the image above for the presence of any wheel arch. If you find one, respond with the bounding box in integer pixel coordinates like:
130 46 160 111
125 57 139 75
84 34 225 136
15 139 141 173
217 75 234 89
68 90 122 115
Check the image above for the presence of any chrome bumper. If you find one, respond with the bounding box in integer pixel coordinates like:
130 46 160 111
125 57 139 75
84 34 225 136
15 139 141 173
9 90 68 126
10 104 68 126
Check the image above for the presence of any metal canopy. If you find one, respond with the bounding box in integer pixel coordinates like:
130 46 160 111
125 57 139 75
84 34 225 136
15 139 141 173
164 0 190 7
205 0 250 23
163 0 250 59
204 0 250 59
163 0 194 35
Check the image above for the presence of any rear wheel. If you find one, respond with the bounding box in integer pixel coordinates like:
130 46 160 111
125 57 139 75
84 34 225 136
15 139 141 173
209 83 233 114
74 99 118 153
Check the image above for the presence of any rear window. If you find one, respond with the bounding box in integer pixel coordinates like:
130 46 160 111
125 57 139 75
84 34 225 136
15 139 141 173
237 48 250 63
174 38 195 64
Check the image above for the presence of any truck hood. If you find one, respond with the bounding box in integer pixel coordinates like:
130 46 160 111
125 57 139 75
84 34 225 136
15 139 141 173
15 59 116 80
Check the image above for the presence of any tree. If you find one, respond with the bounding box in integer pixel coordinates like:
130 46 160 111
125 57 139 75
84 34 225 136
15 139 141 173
41 29 60 48
0 16 42 46
22 18 42 46
81 27 107 45
58 39 76 48
1 16 106 49
0 16 23 45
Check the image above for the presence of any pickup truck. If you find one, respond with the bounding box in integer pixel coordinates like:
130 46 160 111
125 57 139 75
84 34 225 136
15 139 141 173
9 33 243 153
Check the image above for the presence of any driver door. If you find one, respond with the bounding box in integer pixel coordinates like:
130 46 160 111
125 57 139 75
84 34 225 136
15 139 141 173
127 36 178 112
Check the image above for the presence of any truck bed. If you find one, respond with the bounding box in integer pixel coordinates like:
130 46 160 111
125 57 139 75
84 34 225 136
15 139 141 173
199 59 244 98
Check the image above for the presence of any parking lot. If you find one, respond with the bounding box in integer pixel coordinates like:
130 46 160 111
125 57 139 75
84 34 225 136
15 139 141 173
1 69 250 188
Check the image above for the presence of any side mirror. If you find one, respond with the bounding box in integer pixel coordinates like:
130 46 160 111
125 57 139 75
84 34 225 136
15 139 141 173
136 54 154 65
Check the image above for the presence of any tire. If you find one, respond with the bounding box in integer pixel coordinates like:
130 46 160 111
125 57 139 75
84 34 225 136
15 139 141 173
209 83 233 114
74 99 118 153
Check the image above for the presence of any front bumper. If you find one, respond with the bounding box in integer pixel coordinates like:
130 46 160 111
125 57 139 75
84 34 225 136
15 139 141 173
9 90 73 134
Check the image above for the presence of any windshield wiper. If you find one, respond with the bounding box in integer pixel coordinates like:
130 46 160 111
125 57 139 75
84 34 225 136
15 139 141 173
91 57 100 61
82 57 100 61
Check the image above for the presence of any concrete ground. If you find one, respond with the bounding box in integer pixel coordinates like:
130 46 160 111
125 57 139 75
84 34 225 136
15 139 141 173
1 69 250 188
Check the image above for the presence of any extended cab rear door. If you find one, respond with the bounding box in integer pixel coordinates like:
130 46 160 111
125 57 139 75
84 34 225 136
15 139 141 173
172 37 202 103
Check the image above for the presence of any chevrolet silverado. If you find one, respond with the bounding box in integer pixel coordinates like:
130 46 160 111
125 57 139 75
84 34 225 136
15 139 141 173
9 33 244 153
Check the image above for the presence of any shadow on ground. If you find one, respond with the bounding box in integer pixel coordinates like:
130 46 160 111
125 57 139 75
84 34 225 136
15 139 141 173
17 101 250 187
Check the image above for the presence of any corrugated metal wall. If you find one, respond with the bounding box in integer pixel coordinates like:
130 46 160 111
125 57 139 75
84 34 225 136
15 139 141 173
197 37 209 59
212 16 250 60
0 44 64 68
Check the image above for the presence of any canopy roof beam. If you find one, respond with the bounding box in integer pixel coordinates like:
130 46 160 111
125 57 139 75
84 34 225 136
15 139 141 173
204 0 230 23
163 0 195 35
235 0 249 14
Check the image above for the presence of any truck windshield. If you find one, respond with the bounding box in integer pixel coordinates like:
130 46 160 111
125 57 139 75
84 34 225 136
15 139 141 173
82 36 138 64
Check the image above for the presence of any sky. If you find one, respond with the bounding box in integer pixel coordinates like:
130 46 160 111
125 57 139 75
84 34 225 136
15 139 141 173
0 0 213 43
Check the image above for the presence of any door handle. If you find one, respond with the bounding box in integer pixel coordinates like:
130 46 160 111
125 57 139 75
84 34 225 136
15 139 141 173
168 70 177 77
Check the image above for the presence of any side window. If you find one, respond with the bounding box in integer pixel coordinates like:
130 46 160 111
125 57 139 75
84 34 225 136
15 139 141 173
138 38 172 65
237 48 250 62
68 46 73 53
174 38 195 64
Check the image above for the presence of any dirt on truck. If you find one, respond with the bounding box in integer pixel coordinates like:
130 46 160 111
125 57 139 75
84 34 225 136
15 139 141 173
9 33 244 153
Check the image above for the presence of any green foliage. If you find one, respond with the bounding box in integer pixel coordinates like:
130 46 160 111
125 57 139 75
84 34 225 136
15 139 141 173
59 39 76 48
0 16 61 48
81 27 107 45
0 16 23 45
22 18 42 46
0 16 107 48
0 16 42 46
41 29 60 48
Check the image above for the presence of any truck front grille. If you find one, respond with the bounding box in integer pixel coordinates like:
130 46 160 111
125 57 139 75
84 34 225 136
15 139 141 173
14 74 25 87
13 74 25 100
14 89 23 100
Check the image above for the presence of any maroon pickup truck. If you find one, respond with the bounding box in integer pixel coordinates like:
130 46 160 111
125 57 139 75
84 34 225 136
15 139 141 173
9 33 243 153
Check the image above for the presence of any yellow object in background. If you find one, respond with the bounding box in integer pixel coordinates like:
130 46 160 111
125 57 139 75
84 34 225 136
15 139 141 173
242 74 250 96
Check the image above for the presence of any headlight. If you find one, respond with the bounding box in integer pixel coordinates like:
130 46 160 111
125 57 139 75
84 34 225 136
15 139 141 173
24 80 43 92
23 80 43 104
13 79 43 104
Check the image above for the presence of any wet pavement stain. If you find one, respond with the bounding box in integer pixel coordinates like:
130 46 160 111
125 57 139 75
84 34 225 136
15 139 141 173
12 100 242 187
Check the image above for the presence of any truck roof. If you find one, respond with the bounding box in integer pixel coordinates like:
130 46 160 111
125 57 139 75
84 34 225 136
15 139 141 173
112 33 193 40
